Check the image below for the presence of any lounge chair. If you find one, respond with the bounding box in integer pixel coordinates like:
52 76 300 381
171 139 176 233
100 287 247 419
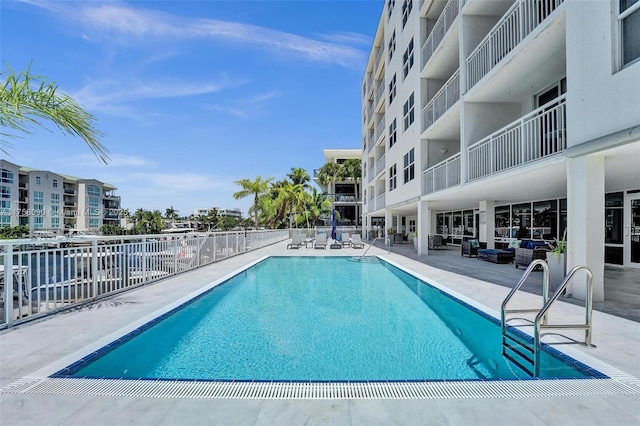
314 233 327 249
341 233 351 247
287 234 305 249
350 234 364 248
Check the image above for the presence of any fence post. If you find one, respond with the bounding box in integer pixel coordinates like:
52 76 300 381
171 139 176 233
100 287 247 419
3 244 13 327
91 239 98 299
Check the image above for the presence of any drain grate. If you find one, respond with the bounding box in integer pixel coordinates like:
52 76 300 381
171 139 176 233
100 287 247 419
3 377 640 400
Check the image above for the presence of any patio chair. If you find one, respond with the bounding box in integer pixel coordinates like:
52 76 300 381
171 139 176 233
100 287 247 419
350 233 365 248
314 233 327 249
287 234 305 249
461 239 479 257
341 233 351 247
432 235 445 250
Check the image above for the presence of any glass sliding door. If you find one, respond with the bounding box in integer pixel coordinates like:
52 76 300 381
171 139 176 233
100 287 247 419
626 192 640 268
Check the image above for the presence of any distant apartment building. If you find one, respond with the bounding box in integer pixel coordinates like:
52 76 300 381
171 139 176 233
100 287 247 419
362 0 639 301
314 149 363 226
0 160 121 234
192 207 242 220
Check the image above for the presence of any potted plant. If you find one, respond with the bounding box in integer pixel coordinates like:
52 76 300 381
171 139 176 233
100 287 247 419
546 231 567 293
386 227 395 245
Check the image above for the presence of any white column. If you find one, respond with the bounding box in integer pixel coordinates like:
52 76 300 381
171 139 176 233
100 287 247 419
479 200 495 249
567 155 605 302
417 200 431 255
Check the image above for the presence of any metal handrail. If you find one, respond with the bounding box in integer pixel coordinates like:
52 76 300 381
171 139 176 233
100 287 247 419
500 259 550 335
359 237 390 259
533 265 594 376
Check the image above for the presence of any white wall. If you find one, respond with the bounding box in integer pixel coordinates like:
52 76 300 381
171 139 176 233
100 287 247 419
565 0 640 146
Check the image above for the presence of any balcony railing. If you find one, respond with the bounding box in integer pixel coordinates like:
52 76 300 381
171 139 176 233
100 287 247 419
328 193 361 203
375 154 386 176
374 80 385 106
375 46 384 72
375 193 386 211
368 165 375 179
468 95 566 181
466 0 563 89
421 0 460 69
63 187 76 195
423 153 461 195
422 69 460 132
375 119 385 142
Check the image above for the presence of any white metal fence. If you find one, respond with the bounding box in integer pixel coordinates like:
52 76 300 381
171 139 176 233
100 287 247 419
466 0 563 89
421 0 460 69
422 69 460 132
1 229 288 329
467 95 566 181
423 153 462 195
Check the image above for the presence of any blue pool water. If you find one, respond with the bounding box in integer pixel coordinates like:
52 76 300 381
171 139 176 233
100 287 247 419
59 256 602 381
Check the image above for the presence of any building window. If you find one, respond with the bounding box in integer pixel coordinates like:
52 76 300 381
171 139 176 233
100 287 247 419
388 30 396 61
403 148 415 183
89 218 99 228
389 164 397 191
387 0 395 20
403 92 415 131
87 184 101 197
34 191 43 203
53 179 58 188
34 216 43 229
620 0 640 67
389 118 397 148
36 176 41 185
1 169 14 184
389 73 397 104
402 37 414 79
402 0 413 28
0 185 10 199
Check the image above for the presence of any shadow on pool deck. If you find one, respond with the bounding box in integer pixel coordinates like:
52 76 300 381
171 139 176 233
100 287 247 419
371 240 640 323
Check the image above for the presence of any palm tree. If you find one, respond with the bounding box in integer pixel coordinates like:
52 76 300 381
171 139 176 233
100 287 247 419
233 176 274 229
1 64 109 163
316 162 342 188
340 158 362 205
165 206 179 220
306 188 332 227
287 167 311 189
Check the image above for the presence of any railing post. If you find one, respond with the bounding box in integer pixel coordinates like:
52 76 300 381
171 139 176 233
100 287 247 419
91 239 98 299
3 244 13 327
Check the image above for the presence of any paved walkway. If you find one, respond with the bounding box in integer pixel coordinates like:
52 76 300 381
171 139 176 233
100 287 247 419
377 240 640 323
1 240 639 426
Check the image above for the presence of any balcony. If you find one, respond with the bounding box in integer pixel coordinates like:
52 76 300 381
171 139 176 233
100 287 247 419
375 119 385 143
18 182 28 189
64 201 77 207
63 187 76 195
467 95 566 181
375 154 386 177
423 153 461 195
422 69 460 132
375 193 386 211
374 80 384 108
421 0 460 70
374 46 384 73
329 193 360 203
466 0 564 89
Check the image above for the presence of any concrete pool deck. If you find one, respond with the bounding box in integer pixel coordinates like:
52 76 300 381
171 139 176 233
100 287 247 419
1 240 639 425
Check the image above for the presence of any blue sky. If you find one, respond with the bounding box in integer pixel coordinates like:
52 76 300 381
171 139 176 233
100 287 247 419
1 0 382 217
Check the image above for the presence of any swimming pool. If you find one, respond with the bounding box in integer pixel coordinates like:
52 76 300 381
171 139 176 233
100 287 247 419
54 256 603 382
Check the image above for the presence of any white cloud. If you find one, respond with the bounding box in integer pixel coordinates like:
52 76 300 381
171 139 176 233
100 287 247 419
64 153 155 168
22 1 367 68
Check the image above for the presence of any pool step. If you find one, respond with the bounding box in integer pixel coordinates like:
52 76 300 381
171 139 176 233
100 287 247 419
502 328 535 377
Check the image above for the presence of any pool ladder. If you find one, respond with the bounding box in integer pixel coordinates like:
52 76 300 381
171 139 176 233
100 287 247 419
357 237 391 260
500 260 595 377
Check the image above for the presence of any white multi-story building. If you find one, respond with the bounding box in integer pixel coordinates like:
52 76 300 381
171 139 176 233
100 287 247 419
362 0 640 301
0 160 121 233
314 149 363 226
192 207 243 220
